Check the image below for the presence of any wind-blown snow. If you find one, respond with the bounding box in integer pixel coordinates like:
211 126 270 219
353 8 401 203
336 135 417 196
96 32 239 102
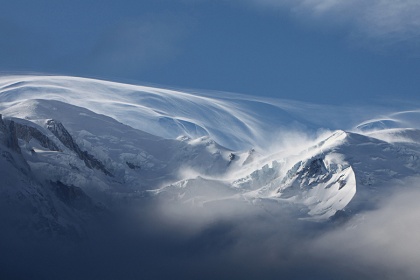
0 75 400 152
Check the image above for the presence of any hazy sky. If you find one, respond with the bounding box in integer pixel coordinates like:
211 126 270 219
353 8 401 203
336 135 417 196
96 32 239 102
2 0 420 104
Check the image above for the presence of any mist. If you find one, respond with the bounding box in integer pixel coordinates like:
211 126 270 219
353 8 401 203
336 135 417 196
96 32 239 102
309 180 420 280
1 174 419 280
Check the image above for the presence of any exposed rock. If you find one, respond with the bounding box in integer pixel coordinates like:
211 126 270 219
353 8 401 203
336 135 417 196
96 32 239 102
12 121 61 151
229 153 236 161
0 115 31 173
0 114 5 131
227 152 236 166
126 161 141 170
0 149 30 175
6 121 21 153
50 181 96 211
298 158 328 178
46 120 79 152
46 119 112 176
282 157 330 186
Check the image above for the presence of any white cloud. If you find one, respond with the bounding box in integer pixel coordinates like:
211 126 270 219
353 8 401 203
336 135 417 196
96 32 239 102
309 181 420 279
146 177 420 279
249 0 420 47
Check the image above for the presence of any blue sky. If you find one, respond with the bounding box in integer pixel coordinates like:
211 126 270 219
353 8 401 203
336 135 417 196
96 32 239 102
1 0 420 104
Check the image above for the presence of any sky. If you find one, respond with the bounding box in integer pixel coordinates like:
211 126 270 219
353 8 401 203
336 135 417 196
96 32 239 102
1 0 420 104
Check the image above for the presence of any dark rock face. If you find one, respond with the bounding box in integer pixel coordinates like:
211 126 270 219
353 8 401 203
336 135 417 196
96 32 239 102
46 120 78 153
46 119 112 176
80 150 113 176
0 115 31 173
1 116 52 155
299 158 328 178
13 122 61 152
0 114 5 130
227 153 236 166
6 121 21 153
0 114 7 143
300 158 332 185
0 149 31 176
126 161 141 170
50 181 96 211
279 157 332 197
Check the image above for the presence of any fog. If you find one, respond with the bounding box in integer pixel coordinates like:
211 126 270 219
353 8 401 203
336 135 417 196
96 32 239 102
1 176 420 280
309 182 420 280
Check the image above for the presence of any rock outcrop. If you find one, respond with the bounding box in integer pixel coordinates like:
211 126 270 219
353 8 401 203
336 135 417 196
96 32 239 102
13 121 61 152
46 119 112 176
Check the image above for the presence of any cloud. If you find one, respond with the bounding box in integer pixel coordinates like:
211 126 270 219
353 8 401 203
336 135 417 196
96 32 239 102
307 182 420 279
248 0 420 49
2 172 420 279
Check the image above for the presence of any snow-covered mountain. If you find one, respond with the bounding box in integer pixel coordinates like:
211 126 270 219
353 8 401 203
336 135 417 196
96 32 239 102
1 75 420 237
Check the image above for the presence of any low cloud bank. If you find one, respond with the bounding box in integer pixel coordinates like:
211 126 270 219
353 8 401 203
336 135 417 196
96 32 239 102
1 178 420 280
309 181 420 280
247 0 420 49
